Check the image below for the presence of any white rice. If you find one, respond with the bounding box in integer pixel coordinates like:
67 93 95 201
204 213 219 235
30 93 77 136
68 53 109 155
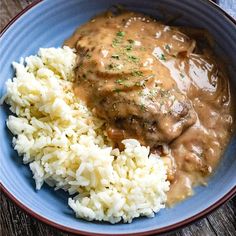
3 46 170 223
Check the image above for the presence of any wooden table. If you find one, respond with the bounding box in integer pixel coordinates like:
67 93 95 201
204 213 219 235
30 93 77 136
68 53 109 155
0 1 235 235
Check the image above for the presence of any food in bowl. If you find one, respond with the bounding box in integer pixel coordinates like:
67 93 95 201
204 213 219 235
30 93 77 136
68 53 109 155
3 46 169 223
2 10 234 223
65 11 234 205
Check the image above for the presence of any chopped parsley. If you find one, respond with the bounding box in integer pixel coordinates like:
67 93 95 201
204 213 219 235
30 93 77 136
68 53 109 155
125 44 133 51
107 64 115 70
111 54 120 60
135 81 146 88
112 38 120 47
86 54 91 59
106 63 121 70
159 54 166 61
115 79 125 85
138 90 143 96
149 89 157 97
180 73 185 79
125 39 135 51
113 88 121 93
165 44 171 51
128 55 139 63
140 104 146 111
124 83 131 88
140 47 146 51
132 71 143 77
159 101 165 106
117 31 125 37
201 152 206 159
112 31 125 47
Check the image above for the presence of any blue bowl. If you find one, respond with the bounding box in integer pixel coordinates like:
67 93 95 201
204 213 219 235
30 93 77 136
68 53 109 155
0 0 235 235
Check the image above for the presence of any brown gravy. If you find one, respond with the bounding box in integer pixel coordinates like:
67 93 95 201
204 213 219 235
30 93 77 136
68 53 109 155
65 11 234 206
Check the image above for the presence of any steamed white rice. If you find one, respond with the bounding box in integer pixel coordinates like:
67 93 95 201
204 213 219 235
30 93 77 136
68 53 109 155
3 46 170 223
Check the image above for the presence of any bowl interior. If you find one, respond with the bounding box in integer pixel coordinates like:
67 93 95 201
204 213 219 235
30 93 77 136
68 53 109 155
0 0 235 235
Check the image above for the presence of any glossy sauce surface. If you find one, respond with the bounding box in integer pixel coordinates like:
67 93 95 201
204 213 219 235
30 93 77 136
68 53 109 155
65 11 234 205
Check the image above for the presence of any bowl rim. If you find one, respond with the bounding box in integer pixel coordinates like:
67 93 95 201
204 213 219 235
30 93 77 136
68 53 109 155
0 0 235 235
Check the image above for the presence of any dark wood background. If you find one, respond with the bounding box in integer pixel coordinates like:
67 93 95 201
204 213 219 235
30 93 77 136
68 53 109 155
0 0 235 235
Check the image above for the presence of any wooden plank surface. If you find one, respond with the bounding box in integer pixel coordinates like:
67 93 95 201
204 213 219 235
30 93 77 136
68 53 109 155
0 0 235 235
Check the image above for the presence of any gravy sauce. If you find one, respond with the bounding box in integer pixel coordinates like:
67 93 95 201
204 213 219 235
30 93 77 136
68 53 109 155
65 11 234 205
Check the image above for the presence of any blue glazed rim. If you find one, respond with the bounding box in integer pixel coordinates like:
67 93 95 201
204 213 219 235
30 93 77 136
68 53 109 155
0 0 235 235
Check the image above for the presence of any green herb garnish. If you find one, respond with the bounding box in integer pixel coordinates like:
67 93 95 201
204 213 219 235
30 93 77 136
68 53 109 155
160 101 165 106
125 44 133 51
107 63 121 70
140 104 146 111
115 79 124 85
159 54 166 61
138 91 143 96
117 31 125 37
149 89 157 97
112 31 125 47
112 38 120 47
165 44 171 51
113 88 121 93
111 54 120 60
135 81 145 88
107 64 114 70
140 47 146 51
128 55 139 63
86 54 91 59
132 71 143 77
128 39 135 44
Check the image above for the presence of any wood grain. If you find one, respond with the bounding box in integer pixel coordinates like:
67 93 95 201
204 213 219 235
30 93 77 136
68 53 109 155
0 1 235 235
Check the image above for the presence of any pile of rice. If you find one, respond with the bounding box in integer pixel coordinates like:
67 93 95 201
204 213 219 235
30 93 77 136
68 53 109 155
3 46 170 223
